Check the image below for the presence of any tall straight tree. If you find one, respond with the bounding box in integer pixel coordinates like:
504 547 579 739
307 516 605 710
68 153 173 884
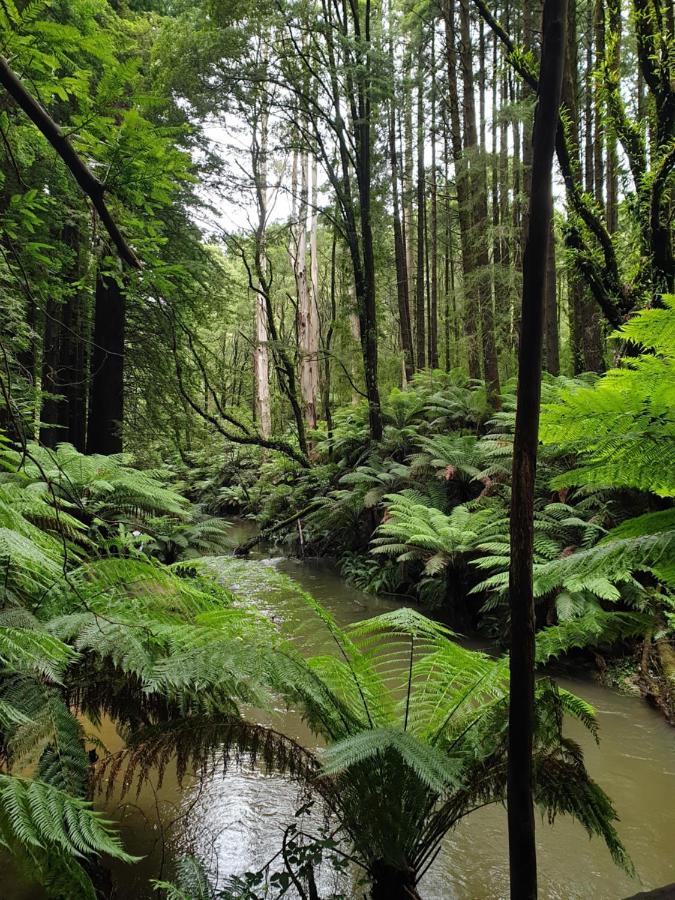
415 34 427 370
388 3 414 379
459 0 501 400
252 94 272 439
442 0 480 378
507 1 567 897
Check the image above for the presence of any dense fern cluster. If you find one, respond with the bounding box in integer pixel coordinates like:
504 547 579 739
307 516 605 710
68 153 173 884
0 439 251 896
217 303 674 664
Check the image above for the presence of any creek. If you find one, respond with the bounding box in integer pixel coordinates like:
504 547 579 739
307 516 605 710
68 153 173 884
7 521 675 899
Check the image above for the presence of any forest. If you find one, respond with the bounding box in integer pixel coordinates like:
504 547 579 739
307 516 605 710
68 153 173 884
0 0 673 897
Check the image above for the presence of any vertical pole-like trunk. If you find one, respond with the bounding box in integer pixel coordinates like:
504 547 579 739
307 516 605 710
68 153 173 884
87 269 125 455
39 298 63 448
40 225 87 449
443 128 452 372
403 72 416 319
592 0 605 208
543 216 560 374
308 154 321 422
415 42 426 370
443 0 480 378
429 28 439 370
459 0 500 400
566 4 604 374
508 3 566 898
253 104 272 439
295 150 318 432
389 9 414 379
605 0 620 234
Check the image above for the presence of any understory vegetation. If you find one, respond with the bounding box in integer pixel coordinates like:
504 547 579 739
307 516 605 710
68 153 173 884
0 0 672 896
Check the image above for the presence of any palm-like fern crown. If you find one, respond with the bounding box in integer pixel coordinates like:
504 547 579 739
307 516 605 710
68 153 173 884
264 599 634 877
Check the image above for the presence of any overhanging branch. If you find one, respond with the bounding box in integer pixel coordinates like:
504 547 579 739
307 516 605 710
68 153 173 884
0 56 140 269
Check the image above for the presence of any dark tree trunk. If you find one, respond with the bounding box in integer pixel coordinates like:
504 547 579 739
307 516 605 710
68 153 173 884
389 66 414 378
544 215 560 374
87 270 125 455
415 50 426 370
371 861 420 900
443 0 481 379
429 29 439 370
40 224 87 449
605 0 620 234
507 2 567 898
40 297 65 448
459 0 500 401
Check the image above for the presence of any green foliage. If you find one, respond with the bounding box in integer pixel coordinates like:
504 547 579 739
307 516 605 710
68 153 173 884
540 297 675 498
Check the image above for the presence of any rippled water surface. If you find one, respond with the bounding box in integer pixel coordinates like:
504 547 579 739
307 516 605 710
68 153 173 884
8 527 675 898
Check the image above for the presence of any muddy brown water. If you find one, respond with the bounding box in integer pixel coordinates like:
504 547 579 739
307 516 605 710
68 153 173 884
6 525 675 898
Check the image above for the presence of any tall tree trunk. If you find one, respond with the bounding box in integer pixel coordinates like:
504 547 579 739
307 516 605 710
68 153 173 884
605 0 620 234
308 153 321 422
544 215 560 374
389 16 414 379
443 0 480 378
294 151 318 432
566 4 604 373
429 28 439 369
415 45 426 370
403 72 416 318
459 0 500 401
508 3 566 897
87 269 125 455
253 104 272 439
39 297 64 448
40 224 87 449
592 0 605 207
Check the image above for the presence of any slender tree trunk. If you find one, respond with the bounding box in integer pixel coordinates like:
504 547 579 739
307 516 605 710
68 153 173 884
389 17 414 379
415 44 426 370
544 215 560 374
39 297 63 448
308 154 321 421
403 73 416 319
294 151 318 432
253 105 272 439
593 0 605 207
508 3 566 898
429 29 439 369
87 269 125 455
443 0 480 378
459 0 500 401
40 224 87 449
605 0 620 234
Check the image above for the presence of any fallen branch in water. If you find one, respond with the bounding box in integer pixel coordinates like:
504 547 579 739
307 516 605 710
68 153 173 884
234 499 324 556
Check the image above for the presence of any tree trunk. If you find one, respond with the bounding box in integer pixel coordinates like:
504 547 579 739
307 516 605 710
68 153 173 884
389 19 414 379
443 0 480 379
371 861 420 900
429 28 439 369
508 2 567 898
294 151 318 432
605 0 620 234
459 0 500 401
308 153 321 422
544 215 560 374
254 103 272 439
40 224 87 450
87 270 125 455
415 45 426 370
